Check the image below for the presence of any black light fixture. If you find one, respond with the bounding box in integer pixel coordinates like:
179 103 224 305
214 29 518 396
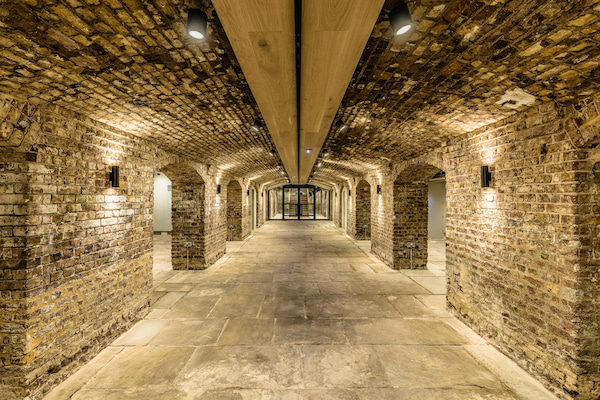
322 149 330 157
269 148 276 156
252 120 263 132
377 184 382 194
247 190 250 196
277 162 282 168
335 120 347 132
217 184 221 194
109 166 120 188
187 9 208 39
389 3 413 36
348 190 351 196
481 166 492 188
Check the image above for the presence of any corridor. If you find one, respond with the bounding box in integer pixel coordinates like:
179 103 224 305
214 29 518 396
45 222 555 400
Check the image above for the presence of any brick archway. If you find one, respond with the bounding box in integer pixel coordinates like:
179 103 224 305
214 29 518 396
393 164 442 270
355 180 371 239
160 163 206 270
227 180 243 241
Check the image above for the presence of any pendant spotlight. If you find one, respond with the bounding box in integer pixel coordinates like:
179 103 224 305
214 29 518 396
251 120 264 132
335 120 347 132
187 9 208 39
389 3 413 36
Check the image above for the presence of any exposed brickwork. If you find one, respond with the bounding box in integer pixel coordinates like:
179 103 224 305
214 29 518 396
226 179 242 241
161 163 206 269
393 165 441 269
0 0 284 186
315 0 600 184
355 180 372 239
0 95 153 399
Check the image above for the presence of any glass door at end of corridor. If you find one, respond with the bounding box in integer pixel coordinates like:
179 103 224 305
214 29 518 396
282 185 316 220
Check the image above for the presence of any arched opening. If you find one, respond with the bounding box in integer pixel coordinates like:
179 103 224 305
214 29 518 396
160 163 206 270
393 164 443 270
355 180 371 239
227 180 243 241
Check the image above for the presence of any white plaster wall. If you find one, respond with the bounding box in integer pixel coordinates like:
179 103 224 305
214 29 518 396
154 173 172 232
428 180 446 239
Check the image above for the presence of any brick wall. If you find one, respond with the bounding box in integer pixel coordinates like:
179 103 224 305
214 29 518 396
226 180 243 241
0 96 154 399
161 164 206 270
355 180 371 239
368 170 393 267
363 98 600 398
202 169 226 267
393 165 441 270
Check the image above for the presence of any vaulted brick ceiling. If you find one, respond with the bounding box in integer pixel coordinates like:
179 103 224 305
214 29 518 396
0 1 598 186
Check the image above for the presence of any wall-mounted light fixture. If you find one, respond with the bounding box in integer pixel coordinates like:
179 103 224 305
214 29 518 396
377 184 382 194
109 166 120 188
389 3 412 36
335 120 347 132
187 9 208 39
481 166 492 188
217 184 221 194
252 120 264 132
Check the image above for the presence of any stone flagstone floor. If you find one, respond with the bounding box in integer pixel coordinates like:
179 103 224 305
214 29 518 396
44 221 557 400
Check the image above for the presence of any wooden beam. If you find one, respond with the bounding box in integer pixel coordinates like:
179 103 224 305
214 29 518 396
299 0 385 183
213 0 299 183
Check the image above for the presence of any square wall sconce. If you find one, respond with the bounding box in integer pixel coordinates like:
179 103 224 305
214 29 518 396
109 166 120 188
481 166 492 188
217 184 221 194
377 185 382 194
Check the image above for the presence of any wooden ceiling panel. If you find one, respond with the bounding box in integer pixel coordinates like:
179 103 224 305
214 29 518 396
299 0 385 183
212 0 298 182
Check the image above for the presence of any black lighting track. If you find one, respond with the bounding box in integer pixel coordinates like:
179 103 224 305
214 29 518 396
295 0 302 184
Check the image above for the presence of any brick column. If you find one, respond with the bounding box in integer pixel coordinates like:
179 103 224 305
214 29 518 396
355 180 371 239
161 164 206 270
226 180 243 241
393 165 441 270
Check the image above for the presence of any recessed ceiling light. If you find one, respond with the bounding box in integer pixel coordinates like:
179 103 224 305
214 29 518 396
390 3 412 36
187 9 207 39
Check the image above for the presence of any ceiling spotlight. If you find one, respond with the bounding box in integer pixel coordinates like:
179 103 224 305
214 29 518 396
312 170 316 174
251 120 264 132
187 9 208 39
269 148 276 156
306 148 312 154
335 120 347 132
389 3 412 36
281 170 285 175
322 149 329 157
277 163 282 168
317 161 322 167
